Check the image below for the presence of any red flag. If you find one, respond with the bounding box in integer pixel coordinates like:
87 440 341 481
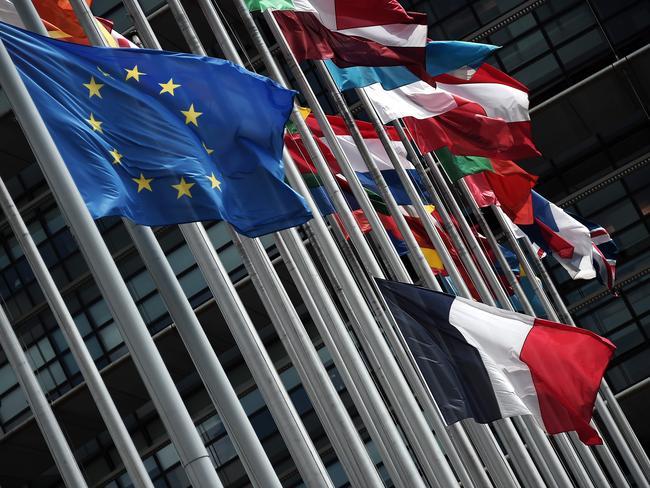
484 159 538 225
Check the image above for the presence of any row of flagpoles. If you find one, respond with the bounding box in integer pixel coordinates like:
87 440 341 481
0 0 647 487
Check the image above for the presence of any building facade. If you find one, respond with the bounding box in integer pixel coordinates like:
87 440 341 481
0 0 648 486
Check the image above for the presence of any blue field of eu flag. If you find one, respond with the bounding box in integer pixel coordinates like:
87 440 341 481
0 22 312 237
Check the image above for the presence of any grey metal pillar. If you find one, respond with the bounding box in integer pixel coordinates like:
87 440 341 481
0 302 88 487
0 177 153 488
520 237 649 488
0 27 222 487
492 205 625 488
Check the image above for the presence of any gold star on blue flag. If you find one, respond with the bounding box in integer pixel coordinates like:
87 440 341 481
0 21 311 237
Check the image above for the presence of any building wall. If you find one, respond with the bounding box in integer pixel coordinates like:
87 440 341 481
0 0 648 486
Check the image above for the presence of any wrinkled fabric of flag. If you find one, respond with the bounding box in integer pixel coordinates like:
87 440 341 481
0 21 312 237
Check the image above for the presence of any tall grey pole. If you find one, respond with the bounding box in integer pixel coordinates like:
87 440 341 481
258 9 513 488
0 32 222 488
0 179 153 488
113 1 337 486
520 237 650 488
352 85 548 487
312 60 528 486
0 303 88 487
233 233 385 488
124 224 284 488
448 179 597 488
50 2 283 485
275 228 423 488
449 181 600 488
135 1 430 486
492 206 627 488
394 134 503 303
141 2 383 484
408 151 576 488
178 223 333 486
225 6 487 488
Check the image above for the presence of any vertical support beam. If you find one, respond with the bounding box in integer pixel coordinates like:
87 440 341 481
0 303 88 487
0 27 222 487
0 177 153 488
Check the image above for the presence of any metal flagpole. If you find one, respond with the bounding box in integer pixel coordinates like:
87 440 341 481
125 224 285 488
231 233 385 488
49 2 282 484
136 2 384 484
275 229 422 488
0 31 222 488
311 60 530 487
524 234 650 483
353 85 549 488
409 149 581 488
0 302 88 487
310 61 441 288
227 6 496 488
0 178 153 488
451 179 600 488
146 2 435 487
410 153 570 488
318 218 490 488
491 205 628 488
255 9 517 488
394 131 504 303
179 224 333 487
4 9 153 488
111 2 347 486
520 237 650 488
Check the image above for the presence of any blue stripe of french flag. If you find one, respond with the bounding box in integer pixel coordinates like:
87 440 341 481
376 278 615 445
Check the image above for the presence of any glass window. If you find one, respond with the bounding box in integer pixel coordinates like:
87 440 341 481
591 199 641 234
443 7 480 38
627 280 650 315
608 325 644 357
619 349 650 386
88 300 112 327
556 29 609 70
575 182 626 215
474 0 525 23
166 244 195 276
207 435 237 467
497 30 550 72
607 223 647 252
27 337 55 369
84 335 104 361
27 219 47 245
74 313 92 336
586 299 633 333
178 269 206 300
138 293 166 325
543 3 594 45
156 443 180 471
44 208 66 234
0 387 27 423
0 363 17 395
99 323 124 352
127 271 156 301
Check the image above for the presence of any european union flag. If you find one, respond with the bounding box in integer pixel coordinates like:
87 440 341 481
0 22 312 237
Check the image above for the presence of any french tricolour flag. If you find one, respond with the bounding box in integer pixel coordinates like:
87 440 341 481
377 278 615 445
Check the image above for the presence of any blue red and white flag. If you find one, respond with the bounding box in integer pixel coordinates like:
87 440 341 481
518 192 596 280
570 213 618 289
377 278 614 445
